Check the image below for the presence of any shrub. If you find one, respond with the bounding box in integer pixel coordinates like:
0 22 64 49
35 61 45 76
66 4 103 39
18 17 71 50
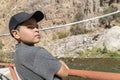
0 51 14 63
52 33 58 40
57 31 70 39
110 52 120 58
70 12 86 35
103 6 117 14
104 6 120 22
70 25 87 35
52 30 70 40
99 6 119 28
77 47 120 58
0 41 4 49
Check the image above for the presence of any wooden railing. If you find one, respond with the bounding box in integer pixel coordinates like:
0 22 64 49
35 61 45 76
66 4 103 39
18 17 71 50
69 69 120 80
0 63 120 80
0 63 18 80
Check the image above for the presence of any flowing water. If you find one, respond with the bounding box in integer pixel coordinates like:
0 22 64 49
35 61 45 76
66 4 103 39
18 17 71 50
61 58 120 80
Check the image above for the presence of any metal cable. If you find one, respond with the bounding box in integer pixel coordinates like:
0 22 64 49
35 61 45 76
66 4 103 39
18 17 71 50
0 10 120 37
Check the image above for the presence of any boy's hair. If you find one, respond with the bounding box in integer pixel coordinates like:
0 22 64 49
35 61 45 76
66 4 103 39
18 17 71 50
9 11 44 37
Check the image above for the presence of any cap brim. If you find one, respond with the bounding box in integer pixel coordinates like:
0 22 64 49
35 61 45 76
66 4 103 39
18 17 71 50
31 11 44 22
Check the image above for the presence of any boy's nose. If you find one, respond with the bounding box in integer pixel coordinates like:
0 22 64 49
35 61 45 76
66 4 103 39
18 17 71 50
34 28 40 32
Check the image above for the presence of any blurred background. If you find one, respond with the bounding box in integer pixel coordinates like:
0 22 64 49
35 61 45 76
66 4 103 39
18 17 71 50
0 0 120 79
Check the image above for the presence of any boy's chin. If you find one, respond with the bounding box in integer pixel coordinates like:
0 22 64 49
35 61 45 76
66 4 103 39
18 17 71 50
34 41 40 44
34 40 40 43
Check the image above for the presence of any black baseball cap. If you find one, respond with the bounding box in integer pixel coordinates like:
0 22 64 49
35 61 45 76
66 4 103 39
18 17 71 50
9 11 44 36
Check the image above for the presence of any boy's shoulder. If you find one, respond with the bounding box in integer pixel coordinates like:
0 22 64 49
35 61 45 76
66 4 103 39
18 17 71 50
16 43 45 53
16 43 52 56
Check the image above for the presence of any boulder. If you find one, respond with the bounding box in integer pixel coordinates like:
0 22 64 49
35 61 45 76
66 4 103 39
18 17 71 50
96 26 120 52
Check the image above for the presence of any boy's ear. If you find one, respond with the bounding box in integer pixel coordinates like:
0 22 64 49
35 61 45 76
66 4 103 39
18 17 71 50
11 30 20 39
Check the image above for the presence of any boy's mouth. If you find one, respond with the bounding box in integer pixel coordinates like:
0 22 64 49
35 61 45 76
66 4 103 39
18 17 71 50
35 34 41 38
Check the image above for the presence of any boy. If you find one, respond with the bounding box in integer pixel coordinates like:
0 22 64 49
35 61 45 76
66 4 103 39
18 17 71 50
9 11 69 80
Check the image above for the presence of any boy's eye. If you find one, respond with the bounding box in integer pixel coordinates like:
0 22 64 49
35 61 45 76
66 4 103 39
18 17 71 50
26 25 39 29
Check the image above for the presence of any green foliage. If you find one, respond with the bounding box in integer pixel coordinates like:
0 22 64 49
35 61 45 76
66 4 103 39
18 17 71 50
104 6 120 22
0 51 14 63
0 41 13 63
52 33 58 40
78 47 102 58
70 25 87 35
52 31 70 40
101 44 108 54
99 6 119 28
74 12 84 21
110 52 120 58
113 13 120 23
103 6 117 14
70 12 86 35
77 46 120 58
0 41 4 49
57 31 69 39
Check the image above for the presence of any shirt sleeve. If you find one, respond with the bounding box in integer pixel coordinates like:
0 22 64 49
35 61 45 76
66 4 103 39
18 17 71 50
33 47 61 80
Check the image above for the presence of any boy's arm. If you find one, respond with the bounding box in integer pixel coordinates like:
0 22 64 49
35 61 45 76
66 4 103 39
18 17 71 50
56 60 69 77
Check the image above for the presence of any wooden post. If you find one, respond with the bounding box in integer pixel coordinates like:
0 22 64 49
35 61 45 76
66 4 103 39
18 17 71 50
0 63 18 80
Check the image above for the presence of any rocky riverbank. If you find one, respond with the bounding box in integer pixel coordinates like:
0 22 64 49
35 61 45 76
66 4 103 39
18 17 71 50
43 26 120 58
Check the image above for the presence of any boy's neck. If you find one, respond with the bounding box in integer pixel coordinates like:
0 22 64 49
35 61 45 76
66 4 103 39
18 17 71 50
19 42 35 46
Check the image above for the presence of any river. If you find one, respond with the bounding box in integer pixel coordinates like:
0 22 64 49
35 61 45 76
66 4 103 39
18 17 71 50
61 58 120 80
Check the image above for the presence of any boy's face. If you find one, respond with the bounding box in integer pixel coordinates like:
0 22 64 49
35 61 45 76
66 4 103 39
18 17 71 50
12 18 41 45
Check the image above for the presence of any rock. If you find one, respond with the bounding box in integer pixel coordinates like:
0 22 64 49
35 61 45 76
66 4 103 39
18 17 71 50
45 34 97 58
45 26 120 57
104 26 120 51
95 26 120 52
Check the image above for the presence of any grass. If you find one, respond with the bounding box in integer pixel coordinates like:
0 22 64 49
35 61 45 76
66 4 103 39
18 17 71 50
52 30 70 40
77 47 120 58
